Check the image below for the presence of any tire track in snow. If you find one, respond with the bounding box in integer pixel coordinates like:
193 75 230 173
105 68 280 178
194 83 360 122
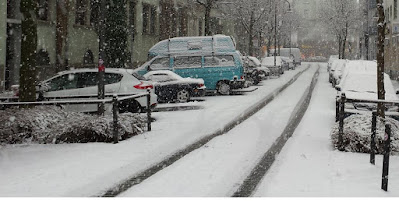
232 64 321 197
99 65 312 197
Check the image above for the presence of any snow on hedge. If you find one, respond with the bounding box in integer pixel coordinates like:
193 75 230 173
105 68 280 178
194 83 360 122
0 106 147 144
331 114 399 154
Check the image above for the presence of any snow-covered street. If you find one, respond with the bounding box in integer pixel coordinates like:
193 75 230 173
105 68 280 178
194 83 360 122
1 63 398 197
118 62 319 197
0 64 311 196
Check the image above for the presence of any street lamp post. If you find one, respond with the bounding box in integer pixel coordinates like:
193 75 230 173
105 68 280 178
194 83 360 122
274 0 277 67
274 0 292 68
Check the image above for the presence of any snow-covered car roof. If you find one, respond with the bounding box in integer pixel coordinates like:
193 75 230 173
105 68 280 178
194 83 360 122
330 59 347 71
261 56 282 67
339 72 398 101
342 60 377 76
247 56 261 66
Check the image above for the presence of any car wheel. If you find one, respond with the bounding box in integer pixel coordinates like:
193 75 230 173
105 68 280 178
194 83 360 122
217 82 231 95
176 89 190 103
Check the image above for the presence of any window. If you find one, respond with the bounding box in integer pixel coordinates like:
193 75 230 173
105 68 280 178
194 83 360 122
90 0 100 27
174 56 202 68
83 50 94 65
149 57 170 70
77 72 97 88
395 0 398 19
390 5 393 21
150 6 156 34
37 0 49 21
75 0 88 25
129 0 136 36
199 20 203 36
76 72 123 88
142 3 156 35
47 74 78 92
204 55 235 67
36 49 50 66
104 73 123 85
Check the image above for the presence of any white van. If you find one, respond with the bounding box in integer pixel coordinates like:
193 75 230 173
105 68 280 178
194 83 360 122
268 48 302 66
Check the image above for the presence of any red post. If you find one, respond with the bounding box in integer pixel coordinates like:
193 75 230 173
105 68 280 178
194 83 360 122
98 59 105 115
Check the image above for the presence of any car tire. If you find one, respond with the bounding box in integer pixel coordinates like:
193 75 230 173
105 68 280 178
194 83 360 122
119 100 142 113
217 82 231 95
176 89 190 103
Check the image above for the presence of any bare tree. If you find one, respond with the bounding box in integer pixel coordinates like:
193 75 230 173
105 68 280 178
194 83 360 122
19 0 37 102
218 0 274 56
195 0 221 36
376 0 386 118
319 0 360 59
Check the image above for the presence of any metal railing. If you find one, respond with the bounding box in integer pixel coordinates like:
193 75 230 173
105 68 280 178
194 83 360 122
335 92 398 191
0 91 153 144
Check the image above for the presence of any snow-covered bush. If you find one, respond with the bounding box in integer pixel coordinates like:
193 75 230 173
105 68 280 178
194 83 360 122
331 114 399 154
0 106 147 144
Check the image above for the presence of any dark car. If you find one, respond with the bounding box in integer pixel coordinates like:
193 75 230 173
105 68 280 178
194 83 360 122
143 70 206 103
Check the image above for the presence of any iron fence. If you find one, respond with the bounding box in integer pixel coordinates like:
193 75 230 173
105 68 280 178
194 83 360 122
335 93 399 191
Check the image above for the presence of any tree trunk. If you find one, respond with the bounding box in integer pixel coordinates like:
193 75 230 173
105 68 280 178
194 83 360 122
342 22 349 59
204 0 213 36
104 0 128 68
338 36 342 59
19 0 37 102
56 0 69 73
248 11 254 56
267 35 271 57
376 0 386 118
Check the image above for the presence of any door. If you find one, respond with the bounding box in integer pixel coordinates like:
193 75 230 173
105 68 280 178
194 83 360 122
202 55 237 90
42 73 81 112
77 72 122 112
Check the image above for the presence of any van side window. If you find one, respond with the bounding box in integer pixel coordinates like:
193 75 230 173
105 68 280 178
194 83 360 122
149 57 170 70
174 56 202 68
204 55 235 67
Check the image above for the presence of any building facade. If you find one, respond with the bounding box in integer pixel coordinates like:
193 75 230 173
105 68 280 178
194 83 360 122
384 0 399 80
1 0 236 92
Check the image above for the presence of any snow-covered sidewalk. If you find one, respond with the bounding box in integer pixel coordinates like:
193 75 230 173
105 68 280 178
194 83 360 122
0 64 312 197
254 67 399 197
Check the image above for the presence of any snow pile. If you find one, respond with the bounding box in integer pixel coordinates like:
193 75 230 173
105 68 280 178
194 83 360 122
0 106 147 144
331 114 399 154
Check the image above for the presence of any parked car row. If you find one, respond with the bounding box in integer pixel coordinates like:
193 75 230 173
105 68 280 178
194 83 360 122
2 35 303 115
330 60 399 114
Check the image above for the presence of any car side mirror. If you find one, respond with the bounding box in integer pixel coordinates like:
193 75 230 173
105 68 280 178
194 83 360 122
335 86 341 92
39 83 50 92
396 89 399 95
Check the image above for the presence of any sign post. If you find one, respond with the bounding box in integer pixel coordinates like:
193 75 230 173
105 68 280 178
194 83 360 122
98 58 105 115
381 124 391 191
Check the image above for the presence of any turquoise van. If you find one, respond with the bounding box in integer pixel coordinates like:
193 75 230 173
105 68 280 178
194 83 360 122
136 52 245 95
148 35 237 59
